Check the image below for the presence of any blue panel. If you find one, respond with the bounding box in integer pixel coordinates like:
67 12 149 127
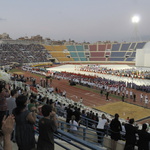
126 58 135 61
130 52 136 57
120 43 130 51
111 44 121 51
110 52 126 57
126 52 131 55
135 42 146 49
73 58 80 61
66 46 76 51
76 45 84 51
109 58 125 61
78 52 85 57
80 58 87 61
130 43 136 49
70 52 78 57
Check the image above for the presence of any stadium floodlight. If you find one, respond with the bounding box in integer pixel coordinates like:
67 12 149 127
131 15 141 41
132 15 140 23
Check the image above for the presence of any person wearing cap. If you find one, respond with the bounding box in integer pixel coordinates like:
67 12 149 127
137 123 150 150
110 113 122 150
124 118 138 150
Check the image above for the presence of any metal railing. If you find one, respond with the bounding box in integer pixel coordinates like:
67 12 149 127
35 115 104 150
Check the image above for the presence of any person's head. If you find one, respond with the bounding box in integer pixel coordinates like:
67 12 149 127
50 100 55 107
114 113 119 120
15 95 28 115
42 104 52 117
0 80 6 93
71 115 76 123
142 123 148 131
11 89 18 97
30 98 35 104
129 118 134 124
102 114 106 119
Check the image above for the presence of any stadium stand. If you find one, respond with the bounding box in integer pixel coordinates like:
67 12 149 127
44 45 73 62
0 43 50 66
0 41 148 64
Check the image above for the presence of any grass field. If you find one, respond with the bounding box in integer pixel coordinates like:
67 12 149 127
94 101 150 121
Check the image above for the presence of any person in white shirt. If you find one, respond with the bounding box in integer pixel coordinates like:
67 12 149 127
130 90 133 99
79 97 83 104
140 93 143 102
96 114 108 144
69 115 78 134
126 90 128 98
145 97 149 108
62 90 66 97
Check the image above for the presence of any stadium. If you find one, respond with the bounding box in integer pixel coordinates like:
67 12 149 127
0 0 150 150
0 38 150 150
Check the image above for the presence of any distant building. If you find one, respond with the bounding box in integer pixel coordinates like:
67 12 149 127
31 35 43 41
0 33 10 39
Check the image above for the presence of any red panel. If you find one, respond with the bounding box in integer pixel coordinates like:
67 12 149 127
98 44 106 51
89 45 97 51
106 44 111 49
105 52 111 56
90 52 104 57
89 57 106 61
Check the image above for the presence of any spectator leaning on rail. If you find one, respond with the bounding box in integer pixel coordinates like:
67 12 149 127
37 104 58 150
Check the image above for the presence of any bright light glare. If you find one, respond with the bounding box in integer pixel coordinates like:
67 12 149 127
132 16 140 23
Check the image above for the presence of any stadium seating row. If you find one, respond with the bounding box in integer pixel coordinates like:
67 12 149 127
43 41 146 62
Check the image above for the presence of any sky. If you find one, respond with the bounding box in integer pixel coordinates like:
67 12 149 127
0 0 150 43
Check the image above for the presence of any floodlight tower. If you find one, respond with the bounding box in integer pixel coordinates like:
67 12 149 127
131 15 141 41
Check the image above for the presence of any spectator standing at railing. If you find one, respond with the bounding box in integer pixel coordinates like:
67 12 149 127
66 104 73 132
37 104 58 150
69 115 78 134
110 113 122 150
124 118 138 150
96 114 108 144
137 123 150 150
12 95 36 150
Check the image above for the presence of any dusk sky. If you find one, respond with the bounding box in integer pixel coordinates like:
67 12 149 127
0 0 150 42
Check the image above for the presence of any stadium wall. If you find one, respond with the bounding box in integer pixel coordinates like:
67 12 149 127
136 41 150 67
